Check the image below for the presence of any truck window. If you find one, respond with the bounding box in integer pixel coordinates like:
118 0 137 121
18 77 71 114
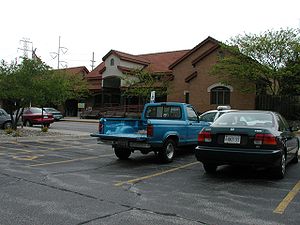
187 106 198 121
145 106 181 119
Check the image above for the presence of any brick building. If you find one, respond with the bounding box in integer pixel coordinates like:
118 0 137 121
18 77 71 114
168 36 255 113
85 37 256 113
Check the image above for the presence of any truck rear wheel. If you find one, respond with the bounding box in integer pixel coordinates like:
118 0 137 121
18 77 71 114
203 163 217 174
114 148 131 160
159 139 176 163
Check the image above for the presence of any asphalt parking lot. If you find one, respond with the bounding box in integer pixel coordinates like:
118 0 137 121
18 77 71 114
0 135 299 225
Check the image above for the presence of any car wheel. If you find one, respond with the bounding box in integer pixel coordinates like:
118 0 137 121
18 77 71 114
203 163 217 174
273 151 286 179
159 139 176 163
114 148 131 160
291 149 299 164
3 121 12 129
24 120 32 127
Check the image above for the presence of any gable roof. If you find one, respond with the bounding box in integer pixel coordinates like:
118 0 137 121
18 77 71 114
60 66 89 75
102 49 189 74
85 62 105 79
102 50 150 66
138 50 189 73
169 36 220 69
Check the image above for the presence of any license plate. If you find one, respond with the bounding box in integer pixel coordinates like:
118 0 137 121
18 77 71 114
116 140 128 148
224 135 241 144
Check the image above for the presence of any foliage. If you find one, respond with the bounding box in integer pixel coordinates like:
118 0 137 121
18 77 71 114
41 126 48 132
122 69 170 102
210 28 300 95
5 127 13 134
0 58 89 129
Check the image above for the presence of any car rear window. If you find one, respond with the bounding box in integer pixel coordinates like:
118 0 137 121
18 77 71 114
145 106 181 119
213 112 274 127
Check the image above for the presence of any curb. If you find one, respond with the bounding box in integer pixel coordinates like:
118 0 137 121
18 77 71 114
61 119 99 123
0 127 92 143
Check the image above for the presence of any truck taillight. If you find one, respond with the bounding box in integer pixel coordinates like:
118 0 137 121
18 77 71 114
254 133 277 145
147 124 153 137
99 123 103 133
198 131 212 143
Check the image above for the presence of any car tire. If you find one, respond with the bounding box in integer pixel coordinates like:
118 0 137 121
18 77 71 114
3 121 12 129
273 151 286 179
44 123 50 128
24 120 32 127
114 148 131 160
291 149 299 164
203 163 217 174
159 139 176 163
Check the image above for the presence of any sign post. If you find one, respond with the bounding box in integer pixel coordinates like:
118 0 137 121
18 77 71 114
150 91 155 103
77 103 85 118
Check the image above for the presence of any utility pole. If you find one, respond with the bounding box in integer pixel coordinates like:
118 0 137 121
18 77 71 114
18 37 33 58
90 52 95 70
50 36 68 69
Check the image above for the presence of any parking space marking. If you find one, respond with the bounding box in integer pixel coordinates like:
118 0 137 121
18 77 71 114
114 161 200 187
274 180 300 214
12 155 39 161
28 154 114 167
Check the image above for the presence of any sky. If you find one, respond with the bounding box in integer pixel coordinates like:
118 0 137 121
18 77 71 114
1 0 300 71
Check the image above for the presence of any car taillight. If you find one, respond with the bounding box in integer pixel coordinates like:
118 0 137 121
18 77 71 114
254 133 277 145
147 124 153 137
198 131 212 143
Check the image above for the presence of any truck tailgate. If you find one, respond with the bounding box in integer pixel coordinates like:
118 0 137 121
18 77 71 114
91 133 147 141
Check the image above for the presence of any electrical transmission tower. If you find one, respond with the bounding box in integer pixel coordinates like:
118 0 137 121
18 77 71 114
18 37 33 58
50 36 68 69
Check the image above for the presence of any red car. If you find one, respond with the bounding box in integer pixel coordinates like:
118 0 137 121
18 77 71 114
22 107 54 127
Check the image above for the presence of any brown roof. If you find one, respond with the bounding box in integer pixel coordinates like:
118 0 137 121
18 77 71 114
192 44 220 66
59 66 89 75
103 50 150 65
169 36 220 69
102 49 189 73
86 62 105 79
138 50 189 73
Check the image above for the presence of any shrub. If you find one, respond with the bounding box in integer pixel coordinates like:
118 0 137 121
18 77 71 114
41 126 48 132
5 128 14 134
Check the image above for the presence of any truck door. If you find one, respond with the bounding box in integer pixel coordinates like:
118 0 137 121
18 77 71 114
186 106 203 145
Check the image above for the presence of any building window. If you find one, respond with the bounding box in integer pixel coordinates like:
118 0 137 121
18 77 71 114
110 58 114 66
210 86 230 105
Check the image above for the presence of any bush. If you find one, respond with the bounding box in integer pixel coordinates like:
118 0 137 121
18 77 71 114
41 126 48 132
5 128 14 134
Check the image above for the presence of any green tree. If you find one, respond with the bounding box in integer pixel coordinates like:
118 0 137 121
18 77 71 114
122 69 170 102
0 58 89 129
210 28 300 95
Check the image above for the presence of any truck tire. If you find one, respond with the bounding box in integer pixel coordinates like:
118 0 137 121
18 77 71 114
114 148 131 160
203 163 217 174
159 139 176 163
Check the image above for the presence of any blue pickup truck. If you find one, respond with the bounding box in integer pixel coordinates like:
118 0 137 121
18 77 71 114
91 102 209 162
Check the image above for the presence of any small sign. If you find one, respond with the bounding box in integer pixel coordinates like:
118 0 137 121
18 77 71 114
78 103 85 109
150 91 155 103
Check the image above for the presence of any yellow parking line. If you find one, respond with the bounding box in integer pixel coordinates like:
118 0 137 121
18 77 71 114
28 154 113 167
274 180 300 214
115 161 200 187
